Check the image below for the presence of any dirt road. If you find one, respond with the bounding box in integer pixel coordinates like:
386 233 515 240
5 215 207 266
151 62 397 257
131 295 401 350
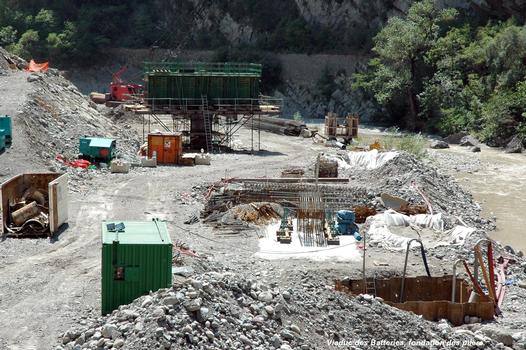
0 129 313 348
0 70 47 181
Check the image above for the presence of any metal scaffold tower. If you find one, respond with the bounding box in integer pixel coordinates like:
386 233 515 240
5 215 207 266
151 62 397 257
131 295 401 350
129 61 282 152
134 97 282 152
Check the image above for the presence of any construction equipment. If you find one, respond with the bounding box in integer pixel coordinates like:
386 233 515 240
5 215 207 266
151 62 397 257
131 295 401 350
109 65 143 102
101 219 172 314
90 66 143 105
0 115 12 149
79 137 116 162
324 112 359 139
334 210 362 241
144 62 261 105
276 208 293 244
365 275 378 296
201 96 213 153
324 210 340 245
1 173 68 237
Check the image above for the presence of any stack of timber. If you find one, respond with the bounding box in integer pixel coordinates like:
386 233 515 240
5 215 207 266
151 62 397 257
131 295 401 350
242 116 306 136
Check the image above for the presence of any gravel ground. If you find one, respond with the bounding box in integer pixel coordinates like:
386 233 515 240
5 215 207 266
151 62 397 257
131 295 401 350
0 59 525 350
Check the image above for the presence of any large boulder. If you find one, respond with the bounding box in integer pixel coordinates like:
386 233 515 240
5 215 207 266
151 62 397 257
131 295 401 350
430 140 449 149
504 135 523 153
460 135 479 147
444 132 467 144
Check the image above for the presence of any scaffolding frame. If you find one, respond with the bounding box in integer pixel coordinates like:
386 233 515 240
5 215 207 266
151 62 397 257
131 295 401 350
133 96 282 153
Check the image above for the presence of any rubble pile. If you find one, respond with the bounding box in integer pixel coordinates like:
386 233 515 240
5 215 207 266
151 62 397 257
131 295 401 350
350 152 492 230
58 271 497 350
20 71 140 163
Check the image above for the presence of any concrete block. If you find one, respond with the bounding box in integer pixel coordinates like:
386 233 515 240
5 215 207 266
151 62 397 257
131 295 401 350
110 160 130 173
195 154 211 165
140 156 157 167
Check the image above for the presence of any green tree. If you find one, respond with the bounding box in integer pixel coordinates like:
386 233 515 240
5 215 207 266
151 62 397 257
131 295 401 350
47 21 77 60
0 26 17 46
12 29 39 58
355 0 457 130
421 20 526 142
34 9 57 32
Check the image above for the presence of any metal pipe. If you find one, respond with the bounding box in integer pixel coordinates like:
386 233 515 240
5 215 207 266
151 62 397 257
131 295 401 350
400 238 424 303
11 201 40 226
472 239 490 282
451 259 466 302
362 227 367 294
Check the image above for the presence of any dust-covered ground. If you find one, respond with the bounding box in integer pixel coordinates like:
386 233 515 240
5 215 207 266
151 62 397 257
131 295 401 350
0 61 525 350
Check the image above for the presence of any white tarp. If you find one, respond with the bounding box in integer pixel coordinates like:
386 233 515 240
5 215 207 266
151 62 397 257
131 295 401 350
382 209 444 231
447 225 476 245
255 222 362 262
366 211 475 251
346 149 399 170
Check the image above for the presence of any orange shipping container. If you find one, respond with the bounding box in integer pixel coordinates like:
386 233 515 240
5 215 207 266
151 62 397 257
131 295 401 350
147 133 182 164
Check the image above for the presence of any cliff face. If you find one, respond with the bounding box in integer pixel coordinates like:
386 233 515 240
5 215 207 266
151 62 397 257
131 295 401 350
153 0 525 49
294 0 408 29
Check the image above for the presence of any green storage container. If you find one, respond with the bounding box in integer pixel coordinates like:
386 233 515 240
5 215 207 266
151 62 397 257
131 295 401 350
0 115 12 145
101 219 172 315
79 137 116 162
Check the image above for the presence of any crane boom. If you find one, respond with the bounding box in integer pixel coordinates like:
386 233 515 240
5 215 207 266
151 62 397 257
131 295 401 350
112 65 128 84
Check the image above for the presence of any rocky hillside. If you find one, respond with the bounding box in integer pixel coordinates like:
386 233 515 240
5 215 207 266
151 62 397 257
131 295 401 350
0 48 141 185
153 0 524 51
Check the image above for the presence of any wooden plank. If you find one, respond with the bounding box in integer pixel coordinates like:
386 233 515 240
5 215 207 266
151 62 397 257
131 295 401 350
48 173 69 233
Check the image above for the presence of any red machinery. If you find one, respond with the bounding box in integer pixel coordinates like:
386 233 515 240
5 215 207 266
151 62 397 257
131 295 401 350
109 65 143 102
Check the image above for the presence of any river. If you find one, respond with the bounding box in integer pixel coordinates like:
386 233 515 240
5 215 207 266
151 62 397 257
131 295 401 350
441 145 526 253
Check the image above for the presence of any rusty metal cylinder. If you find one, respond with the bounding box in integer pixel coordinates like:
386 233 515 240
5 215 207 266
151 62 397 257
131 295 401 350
11 201 40 226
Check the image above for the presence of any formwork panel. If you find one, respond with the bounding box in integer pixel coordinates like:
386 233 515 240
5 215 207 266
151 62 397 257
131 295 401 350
335 276 495 326
144 62 262 106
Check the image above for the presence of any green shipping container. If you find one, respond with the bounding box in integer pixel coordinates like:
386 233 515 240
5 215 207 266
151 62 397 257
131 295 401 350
101 219 172 315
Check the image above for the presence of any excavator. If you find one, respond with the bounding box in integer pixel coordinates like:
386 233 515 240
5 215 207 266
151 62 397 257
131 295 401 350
90 65 143 105
109 65 143 102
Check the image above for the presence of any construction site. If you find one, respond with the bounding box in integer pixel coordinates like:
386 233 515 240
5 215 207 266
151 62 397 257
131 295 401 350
0 47 526 350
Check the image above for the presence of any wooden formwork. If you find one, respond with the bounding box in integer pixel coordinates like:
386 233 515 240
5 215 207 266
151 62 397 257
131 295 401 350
324 112 359 138
335 276 495 326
